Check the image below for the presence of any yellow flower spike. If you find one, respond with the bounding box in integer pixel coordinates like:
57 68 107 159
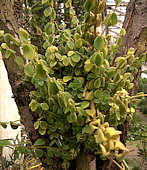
100 144 110 157
102 141 108 147
108 140 115 150
90 102 96 116
102 122 109 128
95 129 107 144
115 141 128 151
100 126 105 132
105 127 122 138
90 119 101 126
89 124 98 133
130 107 135 113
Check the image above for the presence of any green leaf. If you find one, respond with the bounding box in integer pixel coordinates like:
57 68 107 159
77 107 85 116
94 52 104 66
42 0 48 5
69 57 76 67
15 56 24 68
85 91 94 100
34 138 46 146
45 23 55 35
19 28 29 42
35 63 47 80
48 80 59 95
120 28 126 36
40 121 48 129
1 43 8 49
80 101 89 109
71 16 78 25
67 40 74 50
0 30 4 37
94 90 102 98
39 128 46 135
84 0 95 11
40 103 49 111
35 149 44 158
94 35 104 50
71 53 81 63
69 8 75 17
47 148 54 157
0 139 10 147
94 78 101 88
55 53 62 61
115 0 122 7
110 13 118 26
84 64 93 72
82 125 91 134
50 8 56 20
5 49 13 59
44 7 52 17
22 44 35 60
29 99 39 112
85 109 94 116
50 60 57 68
104 13 118 26
17 146 28 154
24 64 34 77
62 56 69 66
67 112 77 123
34 121 40 130
65 0 72 8
63 76 72 82
104 14 111 26
4 33 15 44
67 51 75 57
69 79 82 90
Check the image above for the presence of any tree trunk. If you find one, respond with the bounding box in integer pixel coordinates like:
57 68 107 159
76 152 96 170
117 0 147 145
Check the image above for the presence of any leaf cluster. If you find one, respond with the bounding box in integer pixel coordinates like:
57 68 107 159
0 0 146 168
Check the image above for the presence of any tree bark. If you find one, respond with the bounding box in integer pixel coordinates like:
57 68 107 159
76 152 96 170
0 0 40 143
117 0 147 146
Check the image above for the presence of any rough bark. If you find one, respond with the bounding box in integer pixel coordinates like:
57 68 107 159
76 152 96 170
0 0 40 143
118 0 147 144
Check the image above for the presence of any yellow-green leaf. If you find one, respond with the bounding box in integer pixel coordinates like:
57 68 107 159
67 112 77 123
63 76 72 82
24 64 34 77
45 23 55 35
42 0 48 5
40 103 49 111
80 101 89 109
19 28 29 42
34 121 40 130
71 53 81 63
94 36 104 50
15 56 24 68
44 7 52 17
34 138 46 146
22 44 35 60
94 52 104 66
